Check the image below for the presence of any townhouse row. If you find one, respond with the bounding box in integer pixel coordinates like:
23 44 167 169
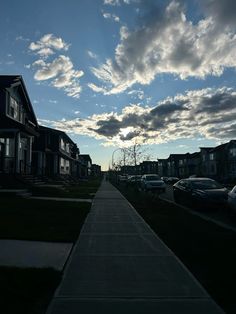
119 143 236 183
158 141 236 182
0 75 101 179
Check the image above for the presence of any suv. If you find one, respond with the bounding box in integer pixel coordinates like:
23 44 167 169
141 174 166 192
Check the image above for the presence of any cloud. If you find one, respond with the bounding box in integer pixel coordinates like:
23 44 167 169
16 35 30 42
91 0 236 94
103 12 120 22
29 34 69 58
87 50 98 59
202 0 236 27
30 34 84 98
104 0 131 5
38 87 236 147
128 89 144 100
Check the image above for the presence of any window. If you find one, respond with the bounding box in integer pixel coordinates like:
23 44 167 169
5 138 10 156
8 96 20 121
65 143 70 153
229 148 236 157
209 153 214 160
60 138 65 150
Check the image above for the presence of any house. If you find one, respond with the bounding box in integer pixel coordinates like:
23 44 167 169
157 159 168 177
91 164 102 177
178 152 201 178
166 154 187 177
139 160 158 174
204 140 236 182
32 126 80 177
199 147 214 177
0 75 38 175
79 154 92 178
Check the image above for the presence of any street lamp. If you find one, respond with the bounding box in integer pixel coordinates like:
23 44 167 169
111 148 122 170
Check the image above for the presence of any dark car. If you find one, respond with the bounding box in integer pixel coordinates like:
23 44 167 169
173 177 228 209
126 175 142 187
166 177 180 184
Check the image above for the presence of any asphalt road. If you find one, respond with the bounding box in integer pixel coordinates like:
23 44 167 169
161 184 236 232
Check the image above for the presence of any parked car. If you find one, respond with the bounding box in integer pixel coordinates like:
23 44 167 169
127 175 142 186
161 176 169 183
141 174 166 193
228 185 236 213
118 175 128 183
166 177 180 184
173 177 228 208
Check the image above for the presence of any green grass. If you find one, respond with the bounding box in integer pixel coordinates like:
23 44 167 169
0 266 61 314
32 178 102 199
0 196 91 242
114 182 236 314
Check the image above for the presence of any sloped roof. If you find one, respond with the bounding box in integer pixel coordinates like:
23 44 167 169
0 75 38 126
39 125 76 145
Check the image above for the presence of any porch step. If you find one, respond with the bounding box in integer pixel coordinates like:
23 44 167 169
21 174 47 186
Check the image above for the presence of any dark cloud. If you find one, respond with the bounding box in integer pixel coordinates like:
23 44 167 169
202 0 236 27
94 117 122 137
196 91 236 114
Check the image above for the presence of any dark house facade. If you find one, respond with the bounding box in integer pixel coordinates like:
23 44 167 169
0 75 38 174
32 126 80 177
91 164 102 177
139 161 158 174
79 154 92 178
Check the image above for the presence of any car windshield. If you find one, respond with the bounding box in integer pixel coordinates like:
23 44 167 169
191 180 223 190
146 175 160 181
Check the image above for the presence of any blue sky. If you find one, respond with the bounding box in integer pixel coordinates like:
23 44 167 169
1 0 236 170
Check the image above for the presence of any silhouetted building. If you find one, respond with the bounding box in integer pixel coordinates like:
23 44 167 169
0 75 38 174
140 160 158 174
32 126 80 177
79 154 92 178
91 164 101 177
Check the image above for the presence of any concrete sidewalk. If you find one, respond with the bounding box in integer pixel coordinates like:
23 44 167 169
46 180 224 314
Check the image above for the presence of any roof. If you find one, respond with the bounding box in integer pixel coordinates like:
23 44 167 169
80 154 92 162
210 140 236 153
0 75 38 127
39 126 75 145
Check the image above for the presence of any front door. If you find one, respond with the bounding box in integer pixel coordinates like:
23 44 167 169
0 143 4 172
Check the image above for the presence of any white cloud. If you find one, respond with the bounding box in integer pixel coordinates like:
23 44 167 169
91 1 236 94
38 87 236 147
30 34 84 98
16 35 30 42
103 12 120 22
29 34 69 58
128 89 144 100
103 0 131 5
104 0 120 5
87 50 98 59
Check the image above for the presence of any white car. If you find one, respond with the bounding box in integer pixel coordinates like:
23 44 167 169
228 185 236 213
141 174 166 193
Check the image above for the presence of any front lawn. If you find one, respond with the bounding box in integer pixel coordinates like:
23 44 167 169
0 267 61 314
31 178 102 199
0 196 90 242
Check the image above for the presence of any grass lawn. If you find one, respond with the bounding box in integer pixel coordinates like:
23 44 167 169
0 179 103 313
0 196 91 242
31 178 102 199
0 267 61 314
114 182 236 314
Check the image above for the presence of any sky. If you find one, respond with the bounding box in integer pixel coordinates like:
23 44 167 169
1 0 236 170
